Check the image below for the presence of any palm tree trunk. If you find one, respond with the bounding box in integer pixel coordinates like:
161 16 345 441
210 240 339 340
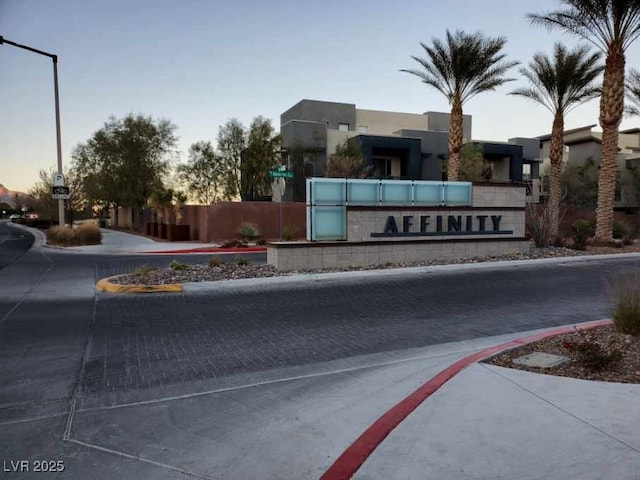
595 50 625 242
548 112 564 240
447 98 464 181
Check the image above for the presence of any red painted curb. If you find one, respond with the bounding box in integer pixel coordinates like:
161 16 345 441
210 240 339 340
136 247 268 254
320 319 613 480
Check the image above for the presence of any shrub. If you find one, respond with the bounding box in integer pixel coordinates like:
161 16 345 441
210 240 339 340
75 223 102 245
208 257 225 268
569 219 594 250
610 274 640 336
562 328 623 371
237 222 260 241
131 265 157 277
47 226 75 246
526 204 553 248
169 259 189 271
221 239 248 248
281 224 297 241
256 238 267 246
235 256 250 267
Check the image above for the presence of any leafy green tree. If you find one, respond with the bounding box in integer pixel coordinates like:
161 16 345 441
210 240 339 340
402 30 518 181
560 157 600 210
529 0 640 241
510 43 603 240
217 118 246 200
458 143 492 182
178 141 224 205
326 140 364 178
28 168 85 223
242 116 281 200
72 114 177 228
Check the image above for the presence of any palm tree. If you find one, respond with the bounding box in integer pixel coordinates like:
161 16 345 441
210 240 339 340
529 1 640 242
401 30 518 181
626 69 640 116
511 43 603 241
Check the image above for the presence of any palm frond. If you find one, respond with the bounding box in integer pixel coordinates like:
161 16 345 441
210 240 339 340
528 1 640 53
626 68 640 116
402 29 518 106
510 42 603 116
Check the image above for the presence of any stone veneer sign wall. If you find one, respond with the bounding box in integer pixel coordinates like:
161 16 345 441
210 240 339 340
267 179 529 271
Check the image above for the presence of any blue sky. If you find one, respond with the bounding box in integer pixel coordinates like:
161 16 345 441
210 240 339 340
2 0 640 193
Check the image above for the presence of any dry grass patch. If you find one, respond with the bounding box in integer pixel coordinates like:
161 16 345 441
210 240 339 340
47 224 102 246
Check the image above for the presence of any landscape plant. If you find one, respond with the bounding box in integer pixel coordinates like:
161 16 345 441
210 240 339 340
561 327 623 371
46 224 102 246
529 1 640 241
570 219 595 250
208 257 225 268
609 273 640 335
169 259 189 271
237 222 260 242
235 256 250 267
526 203 555 247
402 30 518 180
510 43 603 241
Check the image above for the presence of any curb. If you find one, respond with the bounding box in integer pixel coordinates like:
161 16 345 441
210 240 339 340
136 247 268 254
95 276 183 294
320 318 613 480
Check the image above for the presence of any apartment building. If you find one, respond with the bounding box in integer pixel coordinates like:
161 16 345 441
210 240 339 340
280 99 541 202
538 125 640 208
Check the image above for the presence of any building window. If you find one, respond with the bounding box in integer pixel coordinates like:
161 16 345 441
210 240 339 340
373 157 392 177
523 163 531 181
358 125 368 133
338 123 349 132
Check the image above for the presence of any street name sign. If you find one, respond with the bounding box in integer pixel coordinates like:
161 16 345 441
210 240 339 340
269 170 293 179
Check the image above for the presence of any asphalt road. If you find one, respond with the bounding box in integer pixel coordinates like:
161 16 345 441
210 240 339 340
1 226 639 478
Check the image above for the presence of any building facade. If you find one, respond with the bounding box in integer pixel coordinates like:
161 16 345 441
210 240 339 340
538 125 640 209
280 99 541 202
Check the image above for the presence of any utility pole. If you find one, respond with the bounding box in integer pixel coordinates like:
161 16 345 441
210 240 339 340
1 35 65 226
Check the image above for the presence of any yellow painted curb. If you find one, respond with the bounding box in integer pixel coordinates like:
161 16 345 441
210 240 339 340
95 276 183 294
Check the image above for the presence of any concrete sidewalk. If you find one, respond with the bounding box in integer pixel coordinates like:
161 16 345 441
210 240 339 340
14 225 230 255
340 325 640 480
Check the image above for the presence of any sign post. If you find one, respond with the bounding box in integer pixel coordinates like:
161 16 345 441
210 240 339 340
268 166 294 239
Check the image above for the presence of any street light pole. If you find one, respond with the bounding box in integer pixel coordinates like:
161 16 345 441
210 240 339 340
0 35 65 226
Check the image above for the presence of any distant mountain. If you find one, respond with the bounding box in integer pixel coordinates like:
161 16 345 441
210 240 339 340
0 183 29 208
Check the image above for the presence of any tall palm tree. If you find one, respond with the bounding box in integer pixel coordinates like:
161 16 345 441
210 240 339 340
626 69 640 116
401 30 518 181
529 1 640 242
511 43 603 240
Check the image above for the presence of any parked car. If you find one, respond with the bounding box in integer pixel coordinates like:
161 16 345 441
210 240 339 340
9 214 23 223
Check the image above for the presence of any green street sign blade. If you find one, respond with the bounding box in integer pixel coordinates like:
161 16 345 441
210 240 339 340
269 170 294 179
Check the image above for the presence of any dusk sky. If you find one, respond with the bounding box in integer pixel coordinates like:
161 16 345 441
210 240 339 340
2 0 640 193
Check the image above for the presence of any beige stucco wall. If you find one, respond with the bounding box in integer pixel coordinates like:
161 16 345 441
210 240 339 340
355 109 429 135
326 129 359 156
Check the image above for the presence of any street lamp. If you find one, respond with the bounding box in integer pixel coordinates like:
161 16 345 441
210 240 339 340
0 35 65 226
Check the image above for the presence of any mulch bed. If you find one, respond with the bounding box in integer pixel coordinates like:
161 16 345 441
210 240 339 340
484 325 640 384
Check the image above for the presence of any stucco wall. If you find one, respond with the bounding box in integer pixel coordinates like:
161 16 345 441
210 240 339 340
355 109 429 135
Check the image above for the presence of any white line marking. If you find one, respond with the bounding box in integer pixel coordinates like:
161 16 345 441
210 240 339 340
65 438 218 479
78 348 477 413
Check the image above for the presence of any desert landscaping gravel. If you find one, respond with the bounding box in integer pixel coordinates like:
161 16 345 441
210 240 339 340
485 325 640 384
111 246 590 286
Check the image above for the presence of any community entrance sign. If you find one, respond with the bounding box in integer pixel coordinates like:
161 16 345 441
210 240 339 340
266 178 528 271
